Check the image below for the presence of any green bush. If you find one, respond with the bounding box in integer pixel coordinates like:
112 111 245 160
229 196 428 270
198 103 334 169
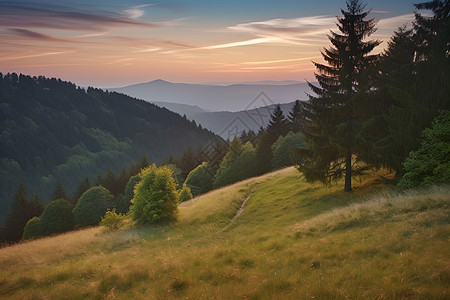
178 184 193 202
398 110 450 189
213 141 259 188
73 186 114 227
184 162 213 196
22 199 75 240
272 132 305 170
22 217 42 240
100 209 127 231
130 164 179 225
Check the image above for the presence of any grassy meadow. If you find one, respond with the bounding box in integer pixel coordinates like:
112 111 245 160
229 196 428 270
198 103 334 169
0 167 449 299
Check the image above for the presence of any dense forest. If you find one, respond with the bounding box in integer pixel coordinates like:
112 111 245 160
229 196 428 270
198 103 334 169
0 74 217 222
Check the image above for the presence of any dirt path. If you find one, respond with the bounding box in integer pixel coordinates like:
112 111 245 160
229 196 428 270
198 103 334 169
230 194 251 223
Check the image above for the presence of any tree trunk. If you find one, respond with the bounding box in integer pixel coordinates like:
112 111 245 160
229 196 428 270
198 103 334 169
344 152 352 192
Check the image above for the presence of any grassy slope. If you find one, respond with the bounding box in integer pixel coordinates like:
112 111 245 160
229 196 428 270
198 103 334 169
0 167 448 299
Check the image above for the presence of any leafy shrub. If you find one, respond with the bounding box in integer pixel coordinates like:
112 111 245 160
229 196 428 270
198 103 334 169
398 110 450 189
184 162 213 196
272 132 305 170
178 184 193 202
130 164 179 225
100 209 127 231
213 141 259 188
73 186 114 227
22 199 75 240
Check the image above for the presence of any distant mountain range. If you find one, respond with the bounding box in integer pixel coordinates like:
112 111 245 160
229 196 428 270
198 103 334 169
109 79 310 112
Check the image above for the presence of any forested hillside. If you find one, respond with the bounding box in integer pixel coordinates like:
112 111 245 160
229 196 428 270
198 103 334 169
0 73 217 222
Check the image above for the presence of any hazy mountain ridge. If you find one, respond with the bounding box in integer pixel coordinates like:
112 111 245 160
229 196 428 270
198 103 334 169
110 79 310 112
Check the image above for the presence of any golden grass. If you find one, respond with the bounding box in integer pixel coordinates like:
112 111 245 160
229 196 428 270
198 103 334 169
0 167 448 299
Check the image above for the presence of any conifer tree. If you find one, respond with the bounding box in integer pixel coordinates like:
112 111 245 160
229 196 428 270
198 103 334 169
297 0 381 191
51 181 67 201
256 105 289 173
1 182 29 242
288 100 304 133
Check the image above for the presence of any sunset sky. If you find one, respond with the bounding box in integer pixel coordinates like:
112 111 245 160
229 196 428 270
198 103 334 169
0 0 416 87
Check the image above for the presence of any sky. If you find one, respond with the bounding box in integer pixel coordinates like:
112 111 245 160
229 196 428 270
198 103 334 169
0 0 417 87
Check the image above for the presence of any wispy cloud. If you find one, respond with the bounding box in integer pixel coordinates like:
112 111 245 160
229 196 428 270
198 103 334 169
203 37 279 49
242 56 321 65
8 28 70 42
0 2 165 31
0 51 72 62
230 16 336 39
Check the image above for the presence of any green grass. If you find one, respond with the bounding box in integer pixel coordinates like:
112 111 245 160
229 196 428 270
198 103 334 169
0 167 448 299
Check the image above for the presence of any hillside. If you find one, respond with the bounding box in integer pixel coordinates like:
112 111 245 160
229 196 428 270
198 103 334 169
0 167 448 299
0 73 218 222
110 79 309 112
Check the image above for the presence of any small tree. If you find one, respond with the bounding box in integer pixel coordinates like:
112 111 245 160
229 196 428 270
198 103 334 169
398 110 450 189
73 186 114 227
272 132 305 170
214 142 259 188
184 162 213 196
130 164 179 225
23 199 75 240
178 184 193 203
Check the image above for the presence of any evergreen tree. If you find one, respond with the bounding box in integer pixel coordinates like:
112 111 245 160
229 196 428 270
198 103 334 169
51 181 67 201
256 105 289 173
288 100 304 133
28 194 44 220
1 182 29 242
297 0 381 191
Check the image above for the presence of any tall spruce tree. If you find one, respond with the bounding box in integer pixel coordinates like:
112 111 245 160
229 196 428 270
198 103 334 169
297 0 380 191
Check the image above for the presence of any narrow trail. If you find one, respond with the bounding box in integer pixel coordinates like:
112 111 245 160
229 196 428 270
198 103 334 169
230 194 252 223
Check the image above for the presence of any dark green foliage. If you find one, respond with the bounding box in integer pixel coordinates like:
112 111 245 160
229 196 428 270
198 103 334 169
1 182 29 242
287 100 304 133
256 105 289 174
184 162 213 196
130 164 178 225
116 175 141 214
0 73 216 223
372 1 449 178
73 186 114 227
272 132 305 170
297 0 381 191
22 199 75 240
398 111 450 189
214 140 259 188
51 181 68 202
178 184 193 203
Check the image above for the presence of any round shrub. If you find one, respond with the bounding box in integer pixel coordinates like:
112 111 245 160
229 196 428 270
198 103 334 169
178 184 193 202
73 185 114 227
23 199 75 240
184 162 213 196
130 164 179 225
272 132 305 170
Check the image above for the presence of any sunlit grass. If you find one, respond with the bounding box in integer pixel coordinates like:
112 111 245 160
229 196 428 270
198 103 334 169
0 167 448 299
